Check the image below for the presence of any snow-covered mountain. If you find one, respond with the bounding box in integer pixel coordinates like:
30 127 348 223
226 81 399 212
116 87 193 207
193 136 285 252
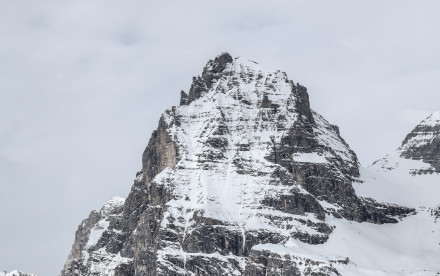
60 53 439 275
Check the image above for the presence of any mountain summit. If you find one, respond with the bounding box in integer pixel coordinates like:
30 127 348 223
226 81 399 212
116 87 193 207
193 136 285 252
60 54 437 276
399 112 440 174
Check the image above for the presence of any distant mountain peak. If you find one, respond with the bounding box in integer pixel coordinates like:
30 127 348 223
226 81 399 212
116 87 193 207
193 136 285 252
419 111 440 127
399 111 440 174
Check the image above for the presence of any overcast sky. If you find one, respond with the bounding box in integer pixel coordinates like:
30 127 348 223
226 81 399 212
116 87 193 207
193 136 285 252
1 1 439 275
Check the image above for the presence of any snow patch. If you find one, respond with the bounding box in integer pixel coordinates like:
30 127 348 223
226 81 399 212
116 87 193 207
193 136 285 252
292 152 328 163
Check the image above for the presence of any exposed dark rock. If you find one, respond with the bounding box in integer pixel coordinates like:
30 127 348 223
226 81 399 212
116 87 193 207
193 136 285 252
180 90 189 106
182 52 234 106
432 206 440 222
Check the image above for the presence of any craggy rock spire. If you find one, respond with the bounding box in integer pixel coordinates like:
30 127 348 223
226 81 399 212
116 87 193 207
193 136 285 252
181 52 233 106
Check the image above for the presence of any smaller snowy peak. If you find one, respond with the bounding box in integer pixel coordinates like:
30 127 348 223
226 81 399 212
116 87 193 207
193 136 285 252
0 271 37 276
203 52 233 74
371 112 440 174
418 111 440 127
361 112 440 208
179 52 307 112
398 111 440 174
400 111 440 149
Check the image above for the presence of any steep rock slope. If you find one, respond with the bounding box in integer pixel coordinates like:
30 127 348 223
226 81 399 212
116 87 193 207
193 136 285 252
61 53 413 276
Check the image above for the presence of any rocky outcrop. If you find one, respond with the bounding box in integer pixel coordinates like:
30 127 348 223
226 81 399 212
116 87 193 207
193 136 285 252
181 52 233 106
61 197 132 276
61 53 417 276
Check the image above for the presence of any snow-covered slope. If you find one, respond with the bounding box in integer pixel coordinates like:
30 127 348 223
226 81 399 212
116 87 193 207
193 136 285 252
350 112 440 275
60 53 437 276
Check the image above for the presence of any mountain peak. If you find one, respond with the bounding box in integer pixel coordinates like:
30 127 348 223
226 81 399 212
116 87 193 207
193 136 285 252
398 111 440 174
212 52 233 71
180 52 235 106
180 52 315 123
60 54 417 276
419 111 440 127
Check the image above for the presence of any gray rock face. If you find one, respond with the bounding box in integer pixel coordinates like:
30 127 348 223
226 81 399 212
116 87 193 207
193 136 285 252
61 197 132 276
399 112 440 174
61 53 413 276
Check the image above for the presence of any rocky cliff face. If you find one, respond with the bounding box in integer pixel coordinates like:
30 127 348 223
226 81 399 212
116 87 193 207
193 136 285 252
60 53 419 276
61 197 132 276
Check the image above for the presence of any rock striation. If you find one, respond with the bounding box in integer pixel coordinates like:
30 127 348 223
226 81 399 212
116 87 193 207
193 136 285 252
399 112 440 174
61 53 417 276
